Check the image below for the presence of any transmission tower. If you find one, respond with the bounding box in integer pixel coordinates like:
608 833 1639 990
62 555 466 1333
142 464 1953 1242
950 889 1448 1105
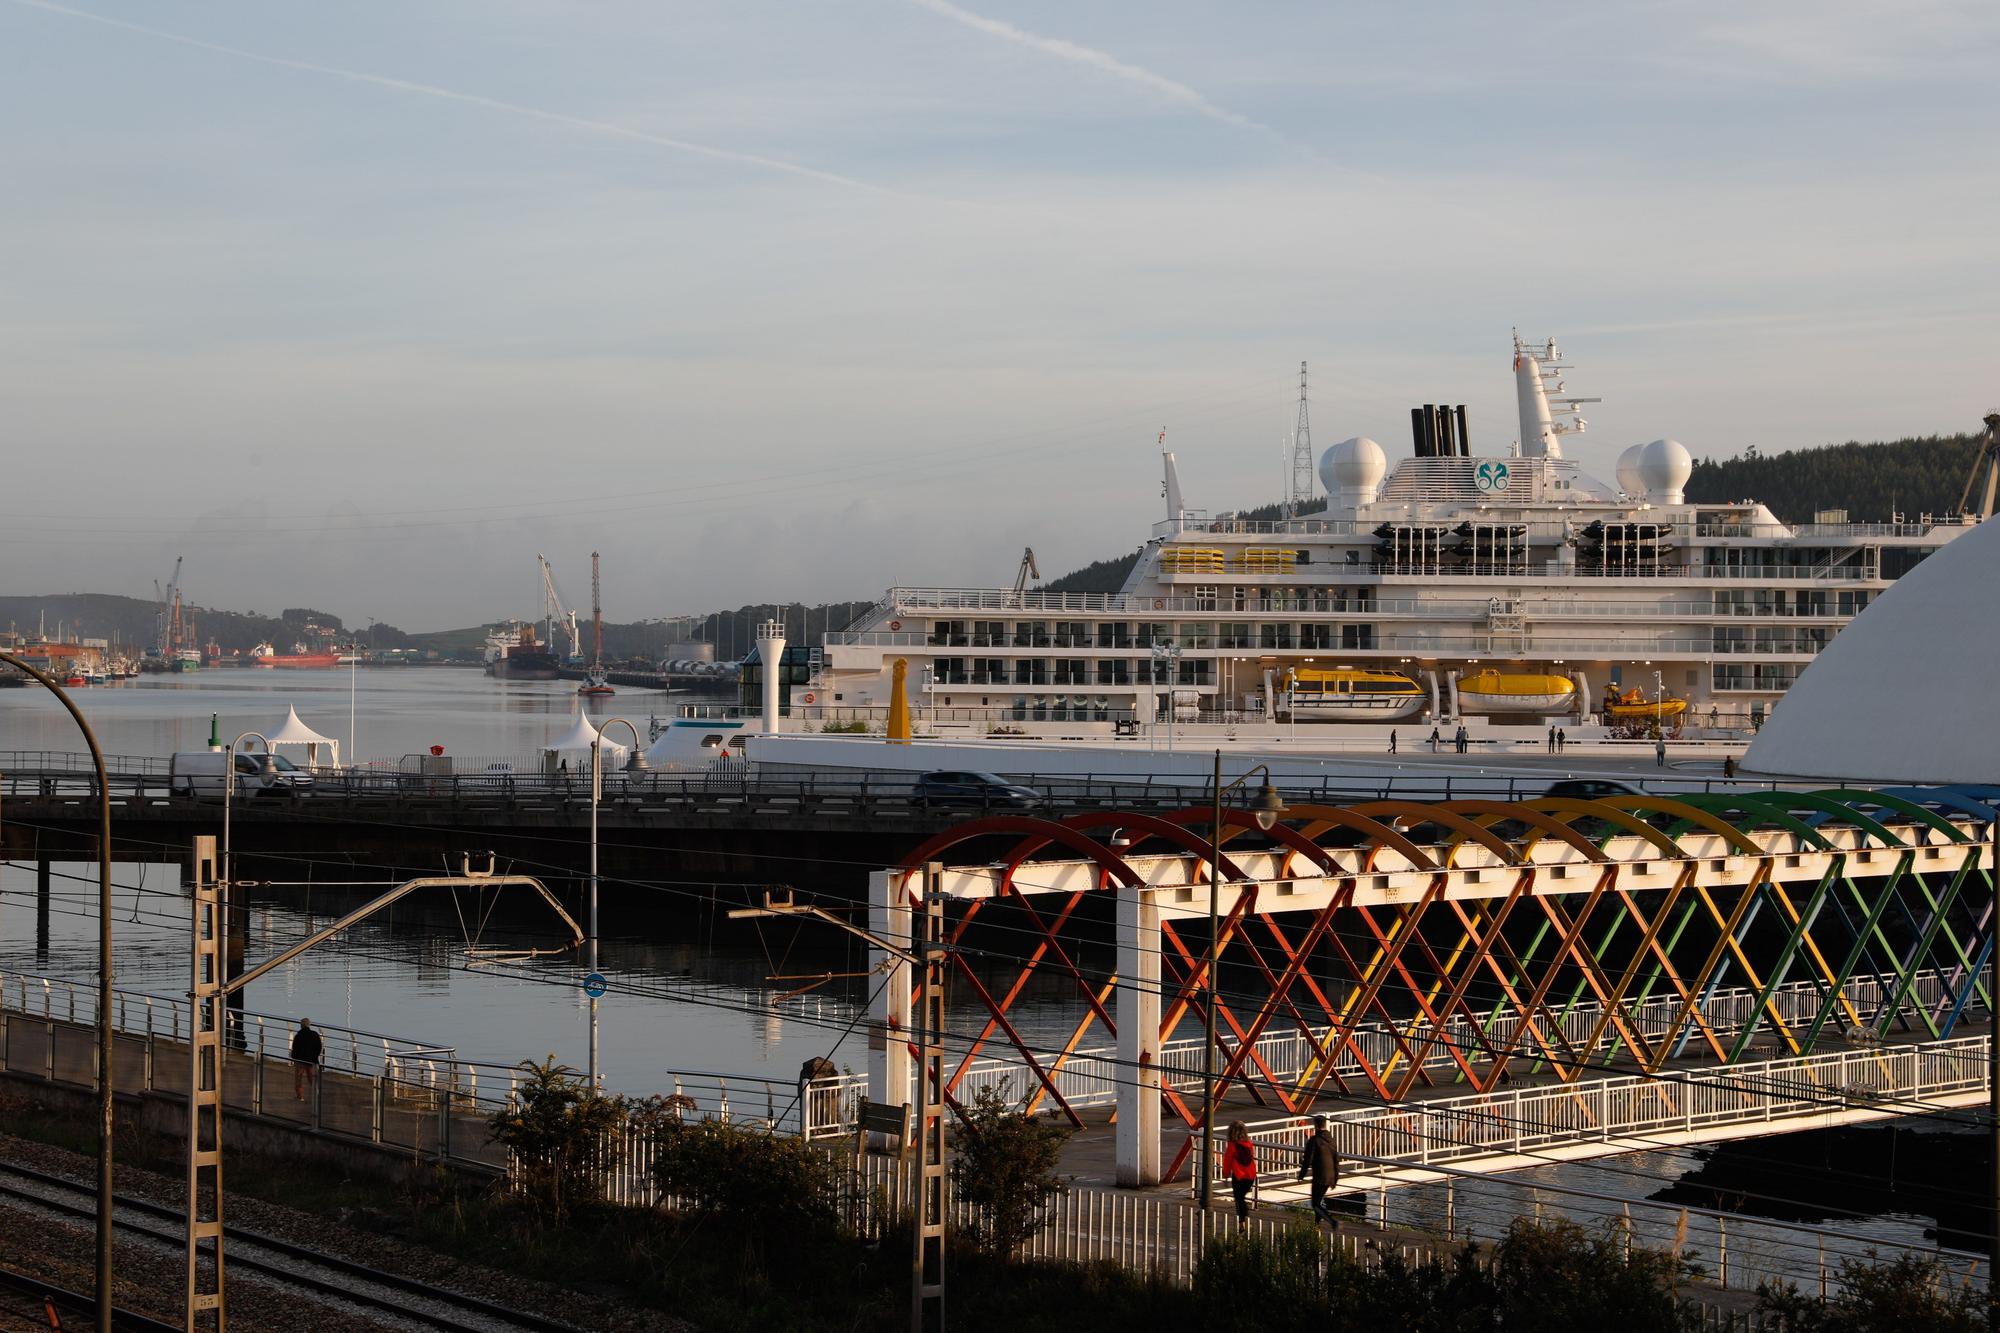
1287 361 1314 517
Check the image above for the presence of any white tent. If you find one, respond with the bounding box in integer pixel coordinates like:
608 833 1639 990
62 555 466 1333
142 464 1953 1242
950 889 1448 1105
542 712 630 768
266 705 340 770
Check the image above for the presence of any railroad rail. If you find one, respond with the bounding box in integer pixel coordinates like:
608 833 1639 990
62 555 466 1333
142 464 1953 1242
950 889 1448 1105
0 1160 588 1333
0 1262 180 1333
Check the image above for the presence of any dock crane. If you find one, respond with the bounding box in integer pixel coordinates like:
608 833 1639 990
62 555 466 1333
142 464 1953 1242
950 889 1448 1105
537 554 583 665
1955 411 2000 522
1009 547 1040 606
155 555 185 659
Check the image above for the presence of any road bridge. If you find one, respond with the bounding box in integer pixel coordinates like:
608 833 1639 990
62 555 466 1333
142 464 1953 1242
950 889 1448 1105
861 784 2000 1188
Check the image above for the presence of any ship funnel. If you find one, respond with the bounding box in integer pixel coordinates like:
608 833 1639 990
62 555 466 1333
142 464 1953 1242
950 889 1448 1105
756 620 787 735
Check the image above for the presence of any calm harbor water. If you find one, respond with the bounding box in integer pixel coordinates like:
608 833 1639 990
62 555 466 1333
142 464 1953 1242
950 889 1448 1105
0 669 1977 1274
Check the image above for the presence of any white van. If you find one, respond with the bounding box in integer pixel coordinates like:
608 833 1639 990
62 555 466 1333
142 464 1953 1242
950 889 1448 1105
168 751 315 797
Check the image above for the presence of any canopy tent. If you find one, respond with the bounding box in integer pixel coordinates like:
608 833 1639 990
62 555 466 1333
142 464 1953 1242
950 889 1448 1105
542 712 630 769
266 705 340 770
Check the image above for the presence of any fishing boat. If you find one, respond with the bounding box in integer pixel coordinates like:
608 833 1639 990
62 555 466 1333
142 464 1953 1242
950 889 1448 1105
1283 667 1426 722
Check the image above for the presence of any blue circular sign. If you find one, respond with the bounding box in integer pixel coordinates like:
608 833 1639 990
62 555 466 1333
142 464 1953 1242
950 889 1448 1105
582 972 608 998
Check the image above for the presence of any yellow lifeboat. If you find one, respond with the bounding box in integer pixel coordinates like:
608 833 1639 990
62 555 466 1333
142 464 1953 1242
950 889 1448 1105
1602 686 1688 721
1457 669 1576 716
1286 667 1427 722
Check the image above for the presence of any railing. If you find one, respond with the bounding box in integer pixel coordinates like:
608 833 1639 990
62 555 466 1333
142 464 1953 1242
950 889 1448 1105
936 967 1979 1124
1213 1036 1987 1189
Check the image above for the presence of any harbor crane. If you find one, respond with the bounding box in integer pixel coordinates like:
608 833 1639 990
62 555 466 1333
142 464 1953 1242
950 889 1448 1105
1955 411 2000 522
537 554 584 664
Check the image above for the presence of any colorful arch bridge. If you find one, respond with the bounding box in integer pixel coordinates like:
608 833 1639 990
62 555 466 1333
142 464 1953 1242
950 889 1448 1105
860 785 1999 1189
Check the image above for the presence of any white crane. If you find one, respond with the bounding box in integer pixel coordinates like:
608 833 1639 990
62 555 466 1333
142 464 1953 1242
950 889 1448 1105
537 554 583 664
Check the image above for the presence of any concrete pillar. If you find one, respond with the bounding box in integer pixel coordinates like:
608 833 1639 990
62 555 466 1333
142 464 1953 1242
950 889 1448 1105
756 620 787 735
1115 877 1162 1186
868 868 913 1127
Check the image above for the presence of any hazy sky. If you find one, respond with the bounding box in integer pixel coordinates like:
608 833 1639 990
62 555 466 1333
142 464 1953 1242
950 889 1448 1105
3 1 1995 630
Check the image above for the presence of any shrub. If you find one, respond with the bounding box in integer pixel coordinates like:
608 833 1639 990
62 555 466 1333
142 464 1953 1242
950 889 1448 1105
949 1084 1074 1257
650 1116 840 1233
1491 1217 1694 1333
486 1056 626 1219
1756 1252 1986 1333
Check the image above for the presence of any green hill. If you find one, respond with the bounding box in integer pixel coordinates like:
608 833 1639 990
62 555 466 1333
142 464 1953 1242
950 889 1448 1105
1684 433 1981 522
0 594 418 655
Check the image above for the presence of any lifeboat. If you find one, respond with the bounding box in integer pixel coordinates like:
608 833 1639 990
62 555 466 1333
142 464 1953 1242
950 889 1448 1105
1457 669 1576 716
1602 686 1687 721
1286 667 1427 722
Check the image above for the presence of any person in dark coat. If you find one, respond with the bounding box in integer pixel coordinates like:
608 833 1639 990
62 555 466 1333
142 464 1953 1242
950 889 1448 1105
290 1017 323 1100
1296 1114 1341 1228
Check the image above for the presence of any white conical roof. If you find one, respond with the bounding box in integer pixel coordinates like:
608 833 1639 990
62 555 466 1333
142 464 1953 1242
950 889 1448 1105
543 712 629 759
1745 517 1998 783
267 705 335 745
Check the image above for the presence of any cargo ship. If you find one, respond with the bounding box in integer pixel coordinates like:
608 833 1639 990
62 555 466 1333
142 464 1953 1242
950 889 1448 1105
486 624 561 680
249 641 342 668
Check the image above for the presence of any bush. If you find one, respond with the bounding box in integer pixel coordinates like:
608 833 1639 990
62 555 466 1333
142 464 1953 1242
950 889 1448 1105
650 1115 840 1233
949 1084 1074 1257
1757 1252 1986 1333
1491 1217 1694 1333
486 1056 627 1219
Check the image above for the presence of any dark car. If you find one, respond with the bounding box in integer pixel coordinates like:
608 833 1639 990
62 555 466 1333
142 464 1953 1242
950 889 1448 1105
1543 778 1643 800
913 771 1042 809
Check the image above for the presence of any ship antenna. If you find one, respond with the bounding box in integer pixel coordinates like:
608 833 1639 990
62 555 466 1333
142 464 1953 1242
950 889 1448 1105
1287 361 1313 518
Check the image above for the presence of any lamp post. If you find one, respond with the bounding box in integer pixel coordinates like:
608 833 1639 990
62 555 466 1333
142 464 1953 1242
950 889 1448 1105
1151 641 1182 752
1200 749 1287 1211
588 717 646 1088
0 652 114 1331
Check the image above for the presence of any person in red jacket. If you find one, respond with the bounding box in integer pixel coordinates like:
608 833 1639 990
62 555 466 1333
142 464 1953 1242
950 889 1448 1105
1223 1120 1258 1219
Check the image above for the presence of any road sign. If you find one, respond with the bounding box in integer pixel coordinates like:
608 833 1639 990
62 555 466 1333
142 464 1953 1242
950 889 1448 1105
582 972 607 998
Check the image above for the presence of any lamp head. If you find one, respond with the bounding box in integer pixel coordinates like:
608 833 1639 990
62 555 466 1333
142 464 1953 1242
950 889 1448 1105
1252 780 1288 831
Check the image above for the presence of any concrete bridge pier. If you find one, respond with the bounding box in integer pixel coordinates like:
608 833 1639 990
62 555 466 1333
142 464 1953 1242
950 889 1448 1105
868 869 913 1141
1115 879 1161 1186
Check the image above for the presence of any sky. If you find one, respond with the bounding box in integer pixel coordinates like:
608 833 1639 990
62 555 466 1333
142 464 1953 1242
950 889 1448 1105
1 0 1995 631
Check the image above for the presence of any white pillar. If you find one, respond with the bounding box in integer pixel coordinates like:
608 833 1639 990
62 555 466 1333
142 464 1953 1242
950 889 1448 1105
1115 878 1162 1186
756 620 787 735
868 868 913 1127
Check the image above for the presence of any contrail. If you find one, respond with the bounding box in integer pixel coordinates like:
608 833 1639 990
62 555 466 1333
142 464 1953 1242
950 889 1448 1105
6 0 884 193
907 0 1274 136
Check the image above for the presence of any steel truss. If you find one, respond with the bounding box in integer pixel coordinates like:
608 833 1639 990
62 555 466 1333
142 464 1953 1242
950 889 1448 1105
881 785 2000 1182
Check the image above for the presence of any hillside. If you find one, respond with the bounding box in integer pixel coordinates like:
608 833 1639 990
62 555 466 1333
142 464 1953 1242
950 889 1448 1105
0 595 418 655
1684 432 1981 521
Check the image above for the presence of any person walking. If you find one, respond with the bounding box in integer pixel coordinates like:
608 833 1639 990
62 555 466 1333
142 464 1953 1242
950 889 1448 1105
1224 1121 1258 1220
1655 737 1668 767
290 1017 323 1100
1428 726 1441 753
1387 730 1397 755
1296 1114 1341 1229
1723 755 1737 779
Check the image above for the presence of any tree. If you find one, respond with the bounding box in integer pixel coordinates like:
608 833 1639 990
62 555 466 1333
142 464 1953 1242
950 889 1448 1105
485 1056 626 1219
948 1083 1073 1257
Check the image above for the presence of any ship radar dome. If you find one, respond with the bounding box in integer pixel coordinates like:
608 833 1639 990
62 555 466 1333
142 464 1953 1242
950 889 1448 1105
1636 438 1692 504
1615 444 1646 497
1320 437 1387 508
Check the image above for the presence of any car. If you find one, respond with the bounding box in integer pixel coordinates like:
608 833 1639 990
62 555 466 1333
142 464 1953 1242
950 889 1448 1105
912 771 1042 809
169 750 314 796
1543 778 1644 801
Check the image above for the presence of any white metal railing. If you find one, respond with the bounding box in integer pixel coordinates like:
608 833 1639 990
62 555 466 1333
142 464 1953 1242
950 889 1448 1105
934 966 1978 1123
1215 1036 1987 1189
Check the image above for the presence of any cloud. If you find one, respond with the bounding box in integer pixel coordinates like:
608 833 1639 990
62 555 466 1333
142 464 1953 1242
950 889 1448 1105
905 0 1276 137
5 0 890 193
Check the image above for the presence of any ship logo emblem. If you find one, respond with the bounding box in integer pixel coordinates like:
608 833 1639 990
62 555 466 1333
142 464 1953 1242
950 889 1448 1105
1474 461 1510 492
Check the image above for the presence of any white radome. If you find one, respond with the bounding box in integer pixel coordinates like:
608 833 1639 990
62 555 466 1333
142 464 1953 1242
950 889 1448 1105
1615 444 1646 497
1636 438 1692 504
1320 436 1388 506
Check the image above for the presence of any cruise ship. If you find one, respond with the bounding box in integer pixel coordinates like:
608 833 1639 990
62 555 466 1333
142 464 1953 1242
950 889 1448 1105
735 335 1974 747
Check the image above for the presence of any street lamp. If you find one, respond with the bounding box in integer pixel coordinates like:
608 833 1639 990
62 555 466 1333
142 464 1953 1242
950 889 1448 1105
588 717 646 1088
0 651 114 1332
1200 750 1287 1211
1151 641 1182 752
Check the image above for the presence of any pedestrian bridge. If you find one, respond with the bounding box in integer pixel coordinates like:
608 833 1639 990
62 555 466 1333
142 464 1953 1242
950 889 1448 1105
862 784 1999 1187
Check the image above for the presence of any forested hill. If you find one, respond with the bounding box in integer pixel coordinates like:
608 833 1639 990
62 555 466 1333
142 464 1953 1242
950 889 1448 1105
1036 433 1983 593
1685 433 1981 522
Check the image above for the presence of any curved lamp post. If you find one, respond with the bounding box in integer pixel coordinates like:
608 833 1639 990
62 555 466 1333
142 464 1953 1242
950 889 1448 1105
222 731 274 918
588 718 646 1087
1200 750 1287 1212
0 651 114 1331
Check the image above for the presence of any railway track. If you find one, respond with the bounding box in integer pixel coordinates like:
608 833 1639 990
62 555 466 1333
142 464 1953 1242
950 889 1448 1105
0 1161 588 1332
0 1261 178 1332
